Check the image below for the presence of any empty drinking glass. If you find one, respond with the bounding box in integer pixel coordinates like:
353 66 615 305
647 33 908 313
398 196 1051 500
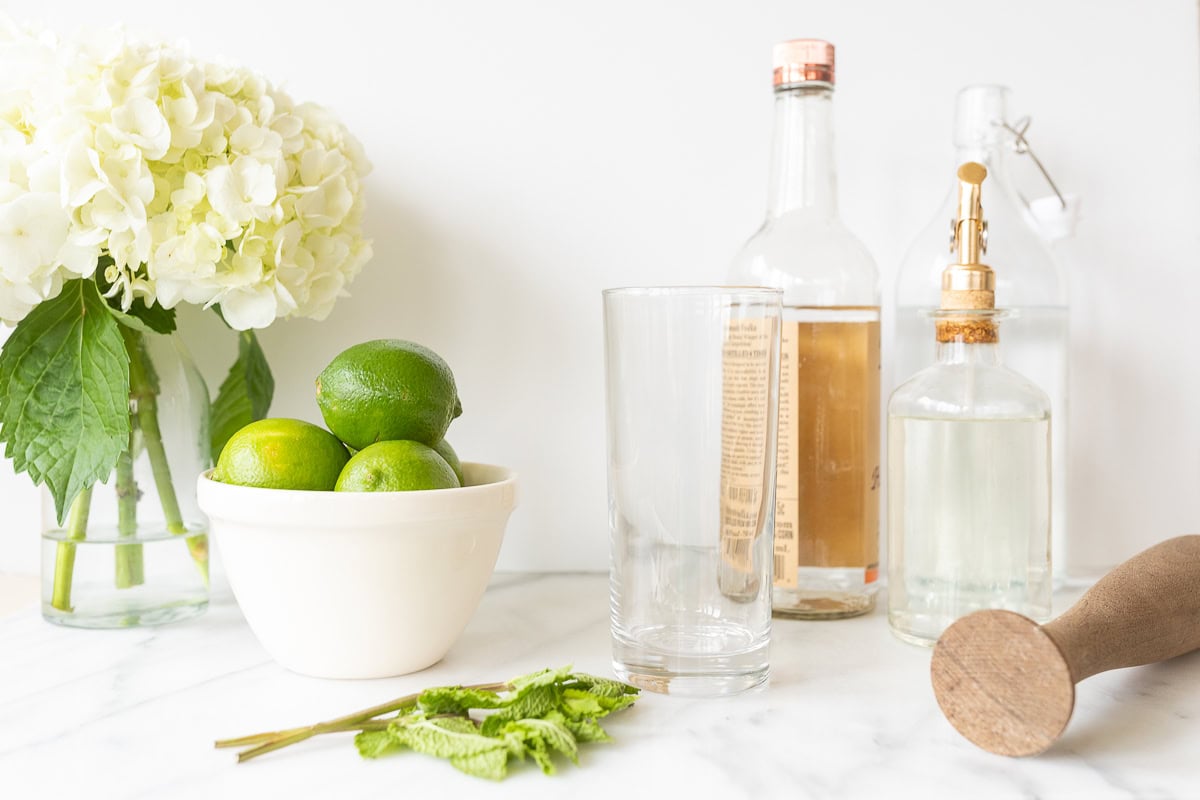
604 286 781 696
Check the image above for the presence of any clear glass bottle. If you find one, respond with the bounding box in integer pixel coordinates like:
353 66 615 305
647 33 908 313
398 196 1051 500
729 39 880 619
888 163 1052 647
893 85 1069 579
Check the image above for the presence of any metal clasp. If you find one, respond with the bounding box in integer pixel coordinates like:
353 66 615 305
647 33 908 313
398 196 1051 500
994 117 1067 210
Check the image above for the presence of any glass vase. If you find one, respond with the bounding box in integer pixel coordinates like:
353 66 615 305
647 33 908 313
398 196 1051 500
40 330 211 628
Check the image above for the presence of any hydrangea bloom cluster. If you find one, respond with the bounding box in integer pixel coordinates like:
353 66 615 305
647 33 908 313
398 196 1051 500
0 21 371 329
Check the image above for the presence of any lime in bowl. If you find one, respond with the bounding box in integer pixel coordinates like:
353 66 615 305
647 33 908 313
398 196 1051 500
197 463 518 679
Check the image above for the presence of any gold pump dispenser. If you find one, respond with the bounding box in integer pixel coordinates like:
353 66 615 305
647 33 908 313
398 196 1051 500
937 162 998 343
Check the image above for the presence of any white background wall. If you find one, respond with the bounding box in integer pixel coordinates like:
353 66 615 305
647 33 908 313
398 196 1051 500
2 0 1198 575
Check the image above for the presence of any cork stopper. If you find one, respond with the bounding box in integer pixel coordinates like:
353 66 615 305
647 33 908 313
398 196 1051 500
937 162 997 343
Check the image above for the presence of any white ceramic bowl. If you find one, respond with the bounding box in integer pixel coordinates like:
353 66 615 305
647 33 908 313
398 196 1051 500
197 463 517 679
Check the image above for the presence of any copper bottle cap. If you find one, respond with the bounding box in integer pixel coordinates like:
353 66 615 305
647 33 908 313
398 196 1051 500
773 39 835 88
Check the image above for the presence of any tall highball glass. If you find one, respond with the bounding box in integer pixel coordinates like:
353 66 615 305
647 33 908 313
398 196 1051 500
604 286 781 696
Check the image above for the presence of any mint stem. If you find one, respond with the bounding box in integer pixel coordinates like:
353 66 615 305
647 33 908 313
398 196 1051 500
50 486 93 612
219 682 510 763
114 430 143 589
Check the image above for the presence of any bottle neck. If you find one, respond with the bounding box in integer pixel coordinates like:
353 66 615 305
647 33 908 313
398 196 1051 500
935 338 1001 366
767 85 837 218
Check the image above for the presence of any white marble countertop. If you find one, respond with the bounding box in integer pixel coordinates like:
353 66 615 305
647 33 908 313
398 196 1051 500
0 573 1197 799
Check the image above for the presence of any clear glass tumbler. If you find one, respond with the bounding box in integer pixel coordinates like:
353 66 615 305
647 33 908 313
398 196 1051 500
604 286 781 696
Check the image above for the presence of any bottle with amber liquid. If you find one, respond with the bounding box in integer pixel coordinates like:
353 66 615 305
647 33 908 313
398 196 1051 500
729 39 880 618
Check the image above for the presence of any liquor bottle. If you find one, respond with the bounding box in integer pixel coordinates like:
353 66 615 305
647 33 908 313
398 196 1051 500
888 162 1052 647
729 39 880 619
893 85 1069 579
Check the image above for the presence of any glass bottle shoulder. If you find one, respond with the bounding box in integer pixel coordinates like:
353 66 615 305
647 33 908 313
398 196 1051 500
730 210 879 307
889 355 1051 421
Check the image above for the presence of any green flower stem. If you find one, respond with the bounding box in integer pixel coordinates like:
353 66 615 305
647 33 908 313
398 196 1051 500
50 486 93 612
113 434 144 589
124 330 184 533
121 328 209 584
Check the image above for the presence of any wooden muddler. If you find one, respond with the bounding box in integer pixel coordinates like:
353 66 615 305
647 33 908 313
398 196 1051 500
930 535 1200 757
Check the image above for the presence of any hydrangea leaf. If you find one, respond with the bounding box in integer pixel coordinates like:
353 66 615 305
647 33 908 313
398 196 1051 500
107 302 177 335
210 329 273 462
95 265 177 334
0 279 130 524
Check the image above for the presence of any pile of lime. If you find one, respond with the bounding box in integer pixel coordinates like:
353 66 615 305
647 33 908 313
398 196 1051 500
213 340 466 493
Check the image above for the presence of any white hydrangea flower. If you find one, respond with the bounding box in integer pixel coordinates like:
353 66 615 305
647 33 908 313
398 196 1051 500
0 20 372 329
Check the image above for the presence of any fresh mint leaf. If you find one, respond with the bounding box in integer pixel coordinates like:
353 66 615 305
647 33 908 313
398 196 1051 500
509 665 574 692
0 279 130 524
392 718 510 781
561 687 638 719
499 714 579 775
337 667 640 780
560 716 612 744
209 329 273 462
355 729 402 759
479 685 560 736
448 748 509 781
569 673 641 699
560 690 606 719
418 686 505 716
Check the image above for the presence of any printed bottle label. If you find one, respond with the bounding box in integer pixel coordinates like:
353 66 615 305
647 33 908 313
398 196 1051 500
719 317 774 575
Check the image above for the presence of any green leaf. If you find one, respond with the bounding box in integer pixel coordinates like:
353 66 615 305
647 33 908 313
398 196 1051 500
499 714 579 775
209 329 273 462
561 688 638 719
392 718 511 781
342 667 638 779
94 264 176 334
418 686 506 716
355 729 402 759
108 303 177 335
568 673 641 699
0 279 130 524
448 748 510 781
479 685 560 736
509 665 574 692
560 716 612 744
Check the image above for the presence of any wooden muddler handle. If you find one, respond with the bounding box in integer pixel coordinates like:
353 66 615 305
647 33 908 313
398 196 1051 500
931 535 1200 757
1043 535 1200 682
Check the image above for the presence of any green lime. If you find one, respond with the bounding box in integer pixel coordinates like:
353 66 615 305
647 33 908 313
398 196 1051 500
316 339 462 450
432 439 465 485
214 418 349 491
334 440 461 492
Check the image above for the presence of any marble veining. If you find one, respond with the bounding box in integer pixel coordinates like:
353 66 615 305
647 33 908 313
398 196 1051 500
0 575 1197 799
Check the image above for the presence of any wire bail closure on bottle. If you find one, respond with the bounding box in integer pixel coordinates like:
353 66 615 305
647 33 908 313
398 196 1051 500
994 116 1066 211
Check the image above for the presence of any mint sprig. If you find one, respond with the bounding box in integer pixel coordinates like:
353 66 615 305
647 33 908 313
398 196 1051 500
216 666 639 780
